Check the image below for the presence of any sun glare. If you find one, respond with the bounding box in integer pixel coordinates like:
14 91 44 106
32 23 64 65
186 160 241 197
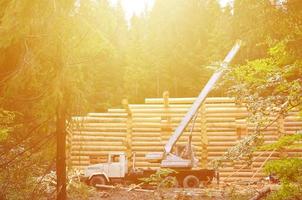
110 0 155 21
110 0 232 22
220 0 233 7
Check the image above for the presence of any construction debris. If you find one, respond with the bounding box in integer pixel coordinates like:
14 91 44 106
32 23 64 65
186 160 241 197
95 184 154 193
89 181 281 200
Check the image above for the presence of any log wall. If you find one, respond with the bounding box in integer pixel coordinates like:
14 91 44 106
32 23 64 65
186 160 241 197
67 94 302 182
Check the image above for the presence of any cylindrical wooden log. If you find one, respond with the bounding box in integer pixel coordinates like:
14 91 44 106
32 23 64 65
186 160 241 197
75 123 126 128
72 131 126 137
73 127 127 132
132 117 161 122
132 113 186 117
132 137 161 141
71 116 127 123
72 136 125 141
132 122 162 128
107 108 126 113
130 104 191 109
72 141 124 146
206 113 249 118
284 121 302 126
207 132 236 136
206 127 235 131
71 151 126 156
208 136 237 141
131 108 189 113
87 113 127 117
71 146 126 151
167 117 236 123
132 146 164 151
132 127 161 132
145 97 235 104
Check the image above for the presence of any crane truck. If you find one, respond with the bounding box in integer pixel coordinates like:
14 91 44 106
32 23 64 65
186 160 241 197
81 41 241 188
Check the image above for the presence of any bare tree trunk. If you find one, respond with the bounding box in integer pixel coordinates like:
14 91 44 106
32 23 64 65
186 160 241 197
56 100 67 200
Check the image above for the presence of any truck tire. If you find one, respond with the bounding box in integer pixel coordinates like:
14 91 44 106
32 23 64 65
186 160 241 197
183 175 199 188
89 175 107 187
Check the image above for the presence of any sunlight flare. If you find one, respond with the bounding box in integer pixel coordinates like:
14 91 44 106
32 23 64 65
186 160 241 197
110 0 155 21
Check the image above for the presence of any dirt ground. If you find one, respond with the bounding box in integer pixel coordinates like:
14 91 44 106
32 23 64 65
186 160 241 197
86 185 261 200
89 189 154 200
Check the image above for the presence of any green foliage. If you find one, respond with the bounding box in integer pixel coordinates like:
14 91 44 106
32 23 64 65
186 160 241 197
264 158 302 182
227 41 301 124
0 1 114 198
225 186 254 200
0 150 54 200
261 135 302 200
221 36 302 170
266 181 302 200
220 4 302 200
0 128 8 142
258 134 302 151
67 180 94 200
211 134 262 169
32 169 94 199
0 109 15 142
259 130 302 200
139 168 177 188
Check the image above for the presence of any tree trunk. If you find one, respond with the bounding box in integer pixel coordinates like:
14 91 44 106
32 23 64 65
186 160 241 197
56 101 67 200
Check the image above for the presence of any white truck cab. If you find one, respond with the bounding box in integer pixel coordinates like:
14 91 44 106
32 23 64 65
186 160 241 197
84 152 128 186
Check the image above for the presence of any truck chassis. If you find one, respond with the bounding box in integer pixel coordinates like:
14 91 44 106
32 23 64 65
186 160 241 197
86 166 216 188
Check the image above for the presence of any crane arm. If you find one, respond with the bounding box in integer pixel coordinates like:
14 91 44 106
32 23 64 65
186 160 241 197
164 41 241 155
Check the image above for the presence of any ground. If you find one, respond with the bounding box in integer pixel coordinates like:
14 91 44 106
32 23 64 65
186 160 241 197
83 183 273 200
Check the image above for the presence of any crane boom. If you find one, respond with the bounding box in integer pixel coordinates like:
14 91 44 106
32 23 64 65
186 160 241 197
164 41 241 155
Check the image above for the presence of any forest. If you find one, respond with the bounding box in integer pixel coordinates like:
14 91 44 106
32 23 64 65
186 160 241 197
0 0 301 199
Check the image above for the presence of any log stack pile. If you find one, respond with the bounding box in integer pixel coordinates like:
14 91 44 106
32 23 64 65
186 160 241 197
67 93 302 182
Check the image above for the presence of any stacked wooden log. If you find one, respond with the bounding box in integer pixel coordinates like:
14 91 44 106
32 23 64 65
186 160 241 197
68 112 128 168
67 94 302 182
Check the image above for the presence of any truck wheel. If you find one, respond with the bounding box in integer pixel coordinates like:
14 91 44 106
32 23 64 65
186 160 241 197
89 175 107 187
183 175 200 188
